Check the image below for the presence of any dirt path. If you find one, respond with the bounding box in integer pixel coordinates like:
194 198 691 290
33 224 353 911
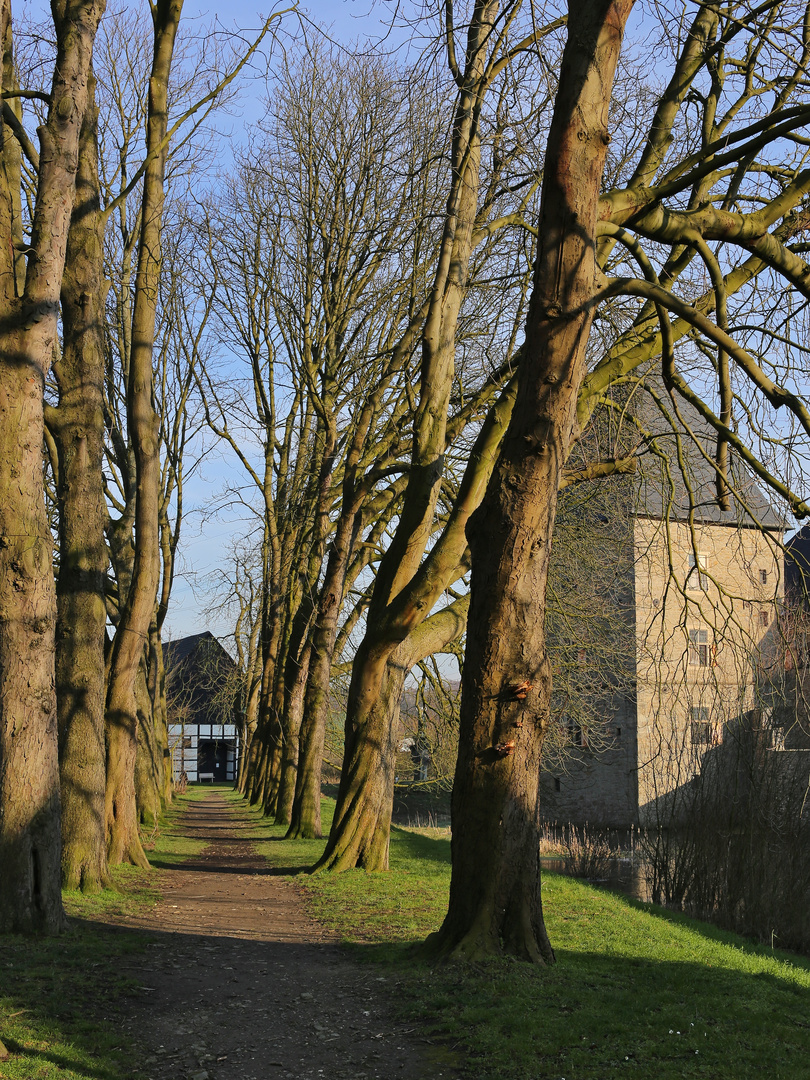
107 791 455 1080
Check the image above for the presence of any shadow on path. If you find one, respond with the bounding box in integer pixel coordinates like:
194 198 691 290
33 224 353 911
100 791 455 1080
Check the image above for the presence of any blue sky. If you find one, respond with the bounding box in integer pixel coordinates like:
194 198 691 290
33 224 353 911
21 0 412 644
162 0 406 643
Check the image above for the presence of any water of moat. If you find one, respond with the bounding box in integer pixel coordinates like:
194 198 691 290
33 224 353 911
540 856 652 903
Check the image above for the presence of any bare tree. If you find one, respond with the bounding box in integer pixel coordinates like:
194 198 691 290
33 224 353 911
199 41 448 823
0 0 106 933
432 0 810 962
316 0 556 872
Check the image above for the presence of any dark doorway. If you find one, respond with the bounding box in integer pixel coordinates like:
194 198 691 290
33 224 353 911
198 739 229 779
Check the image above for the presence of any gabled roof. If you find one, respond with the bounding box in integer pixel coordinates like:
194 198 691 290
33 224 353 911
629 373 783 530
163 631 227 667
164 632 237 728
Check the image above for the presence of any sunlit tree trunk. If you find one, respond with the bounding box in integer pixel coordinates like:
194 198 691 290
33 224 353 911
147 622 172 805
287 512 357 839
51 68 110 893
318 599 469 870
0 0 105 933
105 0 182 867
430 0 633 963
274 635 312 825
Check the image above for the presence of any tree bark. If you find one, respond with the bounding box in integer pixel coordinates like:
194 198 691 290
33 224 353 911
274 635 311 826
287 511 356 839
429 0 633 963
51 67 110 893
0 0 105 933
105 0 182 867
317 598 469 871
147 622 172 806
318 0 495 869
134 655 163 827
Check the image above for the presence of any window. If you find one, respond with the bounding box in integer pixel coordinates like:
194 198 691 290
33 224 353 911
568 721 587 748
182 736 192 749
687 551 708 590
759 610 769 628
690 706 711 745
759 569 768 585
689 628 710 666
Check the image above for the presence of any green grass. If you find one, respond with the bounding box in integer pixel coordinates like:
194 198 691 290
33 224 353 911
243 794 810 1080
0 919 147 1080
6 788 810 1079
0 789 207 1080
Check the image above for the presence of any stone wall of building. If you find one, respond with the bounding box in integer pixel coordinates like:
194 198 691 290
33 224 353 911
538 689 638 827
633 515 781 824
540 512 782 829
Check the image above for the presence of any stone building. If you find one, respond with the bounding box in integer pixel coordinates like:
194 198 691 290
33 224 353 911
540 381 783 828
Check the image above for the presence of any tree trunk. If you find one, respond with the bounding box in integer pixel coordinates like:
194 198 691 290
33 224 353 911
105 0 182 867
287 511 356 839
262 588 299 816
236 638 262 794
429 0 633 963
147 623 172 805
245 564 283 805
52 68 110 894
269 572 314 823
317 599 469 871
0 0 105 934
316 647 410 871
135 656 162 827
274 637 311 826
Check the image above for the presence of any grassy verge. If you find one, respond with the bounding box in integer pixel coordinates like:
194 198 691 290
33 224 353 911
0 789 205 1080
7 787 810 1080
241 792 810 1080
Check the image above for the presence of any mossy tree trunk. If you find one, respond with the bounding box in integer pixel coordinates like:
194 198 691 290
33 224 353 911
105 0 182 867
147 622 172 805
134 658 162 828
0 0 105 933
287 511 356 839
317 599 469 871
50 68 110 894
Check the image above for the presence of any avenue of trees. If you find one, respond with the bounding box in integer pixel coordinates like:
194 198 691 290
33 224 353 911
2 0 810 968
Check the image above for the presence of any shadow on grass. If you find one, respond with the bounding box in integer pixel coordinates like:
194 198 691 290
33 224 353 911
415 943 810 1080
0 920 151 1080
390 826 451 865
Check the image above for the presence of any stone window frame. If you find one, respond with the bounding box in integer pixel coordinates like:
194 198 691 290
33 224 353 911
687 550 709 590
688 628 710 666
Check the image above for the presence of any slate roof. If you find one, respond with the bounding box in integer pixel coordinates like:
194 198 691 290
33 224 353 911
786 526 810 600
164 632 237 728
628 372 783 530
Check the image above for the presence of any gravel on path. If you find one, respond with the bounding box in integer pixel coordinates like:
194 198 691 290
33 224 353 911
107 791 458 1080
